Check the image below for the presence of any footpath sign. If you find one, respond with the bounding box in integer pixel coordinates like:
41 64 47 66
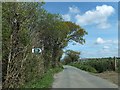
32 48 42 54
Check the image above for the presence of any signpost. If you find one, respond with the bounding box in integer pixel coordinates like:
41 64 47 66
32 48 42 54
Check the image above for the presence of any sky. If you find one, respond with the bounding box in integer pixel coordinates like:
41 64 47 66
43 2 118 58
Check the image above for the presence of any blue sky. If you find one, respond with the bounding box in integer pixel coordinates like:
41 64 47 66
43 2 118 58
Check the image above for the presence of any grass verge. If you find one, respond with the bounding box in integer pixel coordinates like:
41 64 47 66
24 67 63 88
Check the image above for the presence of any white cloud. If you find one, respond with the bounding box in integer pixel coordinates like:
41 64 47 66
103 46 109 49
96 37 105 44
62 14 71 21
75 5 115 29
62 5 80 21
69 6 80 14
99 46 118 57
113 40 118 44
62 6 80 21
95 37 118 46
97 22 111 29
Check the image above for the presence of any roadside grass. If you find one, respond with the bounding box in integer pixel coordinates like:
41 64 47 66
24 67 63 88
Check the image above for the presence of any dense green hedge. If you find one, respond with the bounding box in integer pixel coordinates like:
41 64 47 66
69 63 97 73
69 58 120 73
117 60 120 73
82 59 116 73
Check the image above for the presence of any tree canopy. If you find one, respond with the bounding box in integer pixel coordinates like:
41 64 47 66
63 50 80 64
2 2 87 88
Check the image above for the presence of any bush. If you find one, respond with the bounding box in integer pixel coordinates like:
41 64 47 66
117 60 120 73
82 59 115 73
70 58 119 73
79 65 97 73
70 63 97 73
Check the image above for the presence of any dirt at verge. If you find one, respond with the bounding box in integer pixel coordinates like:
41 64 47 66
92 71 118 85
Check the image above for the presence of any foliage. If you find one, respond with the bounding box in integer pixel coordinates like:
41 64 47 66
24 67 63 88
2 2 44 88
65 21 88 44
63 50 80 64
69 63 97 73
117 59 120 73
82 58 117 73
2 2 87 88
63 55 72 65
70 57 120 73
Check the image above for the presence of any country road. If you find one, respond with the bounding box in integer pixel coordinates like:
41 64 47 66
52 65 118 88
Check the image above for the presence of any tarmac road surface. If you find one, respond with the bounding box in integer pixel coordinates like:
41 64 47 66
52 65 118 88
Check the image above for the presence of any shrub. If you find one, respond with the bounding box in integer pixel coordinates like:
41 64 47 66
79 65 97 73
70 63 97 73
117 60 120 73
81 59 115 73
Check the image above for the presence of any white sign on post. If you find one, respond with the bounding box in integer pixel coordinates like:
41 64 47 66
32 48 42 54
32 49 34 53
